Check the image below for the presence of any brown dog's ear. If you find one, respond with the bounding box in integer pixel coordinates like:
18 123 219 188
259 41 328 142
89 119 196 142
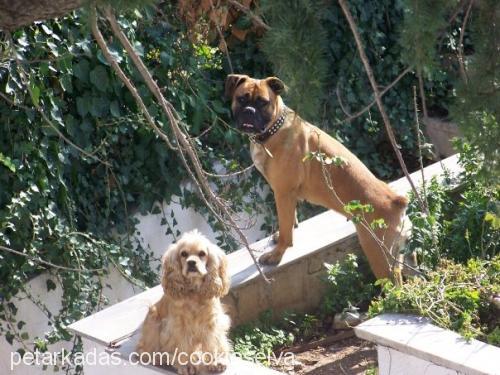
201 244 230 298
161 243 185 298
225 74 248 99
265 76 286 95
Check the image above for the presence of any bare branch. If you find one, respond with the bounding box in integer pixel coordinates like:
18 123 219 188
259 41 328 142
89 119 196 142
458 0 474 85
338 0 426 213
97 7 271 282
227 0 270 31
0 245 104 273
337 67 412 124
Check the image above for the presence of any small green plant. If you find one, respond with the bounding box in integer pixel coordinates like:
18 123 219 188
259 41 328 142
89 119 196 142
231 310 294 365
405 141 499 268
282 311 322 341
321 253 377 315
369 256 500 345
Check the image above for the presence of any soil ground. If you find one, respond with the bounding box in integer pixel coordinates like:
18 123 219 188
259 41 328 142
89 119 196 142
271 336 377 375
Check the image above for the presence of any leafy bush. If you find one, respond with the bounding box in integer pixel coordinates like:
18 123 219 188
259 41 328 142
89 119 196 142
231 310 294 364
369 256 500 344
405 141 499 268
321 253 377 315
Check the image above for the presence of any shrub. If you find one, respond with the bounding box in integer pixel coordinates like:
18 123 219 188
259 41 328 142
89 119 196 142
321 253 377 315
231 310 294 365
405 141 499 268
369 256 500 345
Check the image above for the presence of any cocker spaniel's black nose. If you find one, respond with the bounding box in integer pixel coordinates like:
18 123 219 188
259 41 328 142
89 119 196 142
187 260 197 272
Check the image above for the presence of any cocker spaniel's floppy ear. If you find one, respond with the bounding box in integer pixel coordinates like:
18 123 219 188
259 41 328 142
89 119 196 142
161 242 185 298
201 243 230 298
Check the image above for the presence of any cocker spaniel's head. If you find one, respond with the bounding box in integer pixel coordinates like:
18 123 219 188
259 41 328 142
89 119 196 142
161 230 230 299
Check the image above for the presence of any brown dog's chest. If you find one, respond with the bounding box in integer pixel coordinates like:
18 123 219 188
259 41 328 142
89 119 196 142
250 142 269 178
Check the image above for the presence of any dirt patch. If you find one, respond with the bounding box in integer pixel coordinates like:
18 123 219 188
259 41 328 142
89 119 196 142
271 336 377 374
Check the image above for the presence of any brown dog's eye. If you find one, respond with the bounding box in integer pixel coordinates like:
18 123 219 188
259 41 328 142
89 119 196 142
237 96 247 105
256 97 270 107
180 250 188 258
198 250 206 257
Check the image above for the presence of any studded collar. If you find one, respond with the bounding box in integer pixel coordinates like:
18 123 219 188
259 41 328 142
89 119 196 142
255 111 287 144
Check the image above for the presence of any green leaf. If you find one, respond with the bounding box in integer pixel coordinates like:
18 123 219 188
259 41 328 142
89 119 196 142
46 279 57 291
484 212 500 230
110 100 120 117
73 59 90 82
0 153 16 173
89 65 110 92
30 83 41 107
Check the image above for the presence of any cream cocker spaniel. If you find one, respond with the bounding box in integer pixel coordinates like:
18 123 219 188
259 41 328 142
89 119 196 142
136 230 231 375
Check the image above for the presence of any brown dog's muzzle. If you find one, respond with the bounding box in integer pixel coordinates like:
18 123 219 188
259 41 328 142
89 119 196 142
234 105 270 134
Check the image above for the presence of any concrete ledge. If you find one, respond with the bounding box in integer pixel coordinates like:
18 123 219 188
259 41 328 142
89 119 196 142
355 314 500 375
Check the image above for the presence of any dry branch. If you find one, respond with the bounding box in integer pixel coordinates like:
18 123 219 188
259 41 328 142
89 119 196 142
91 6 270 282
338 0 426 213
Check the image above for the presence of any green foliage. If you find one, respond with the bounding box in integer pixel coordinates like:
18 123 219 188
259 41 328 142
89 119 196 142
401 0 499 179
399 0 457 73
260 0 328 122
231 310 294 365
405 142 499 268
321 253 377 315
0 4 271 368
369 256 500 344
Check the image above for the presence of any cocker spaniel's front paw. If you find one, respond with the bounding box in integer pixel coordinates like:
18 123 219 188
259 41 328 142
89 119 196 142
206 358 228 373
177 364 198 375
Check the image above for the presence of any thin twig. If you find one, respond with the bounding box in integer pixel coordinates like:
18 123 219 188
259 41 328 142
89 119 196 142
5 34 111 167
458 0 474 85
227 0 271 31
90 12 178 151
337 67 412 124
413 86 428 214
209 0 233 73
0 245 104 273
99 7 270 282
338 0 426 213
204 163 255 178
417 69 428 118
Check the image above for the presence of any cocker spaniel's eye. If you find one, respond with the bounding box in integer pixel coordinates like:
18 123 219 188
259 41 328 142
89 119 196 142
198 250 206 257
180 250 188 258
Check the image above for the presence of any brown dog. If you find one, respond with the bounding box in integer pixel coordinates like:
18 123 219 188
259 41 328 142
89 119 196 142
225 74 410 279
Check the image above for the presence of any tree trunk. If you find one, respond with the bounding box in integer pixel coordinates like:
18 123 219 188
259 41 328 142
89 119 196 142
0 0 82 31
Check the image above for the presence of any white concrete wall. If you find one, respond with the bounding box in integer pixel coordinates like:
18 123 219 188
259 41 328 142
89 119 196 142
1 197 267 375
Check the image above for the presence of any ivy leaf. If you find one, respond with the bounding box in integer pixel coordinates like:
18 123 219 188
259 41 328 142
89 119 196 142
46 279 57 291
5 332 14 345
30 83 41 107
89 65 110 92
110 101 120 117
0 153 16 173
73 59 90 82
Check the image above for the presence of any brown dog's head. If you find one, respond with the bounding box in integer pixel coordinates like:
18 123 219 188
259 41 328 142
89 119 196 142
225 74 285 134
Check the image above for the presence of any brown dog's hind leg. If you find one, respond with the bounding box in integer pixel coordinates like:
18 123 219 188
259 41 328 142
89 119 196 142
355 209 409 280
260 194 297 265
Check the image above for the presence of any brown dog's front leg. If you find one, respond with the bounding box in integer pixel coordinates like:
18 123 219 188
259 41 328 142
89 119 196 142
260 194 297 265
272 209 299 243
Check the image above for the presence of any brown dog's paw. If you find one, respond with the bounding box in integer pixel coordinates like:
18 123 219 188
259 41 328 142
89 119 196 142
206 359 227 373
259 250 283 265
